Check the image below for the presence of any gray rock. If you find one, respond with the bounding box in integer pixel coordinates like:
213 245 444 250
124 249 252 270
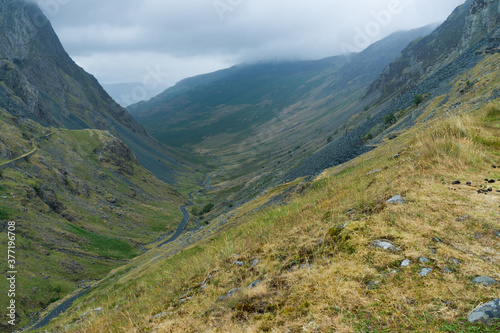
472 276 498 286
233 260 244 266
218 287 242 301
247 280 261 290
401 259 411 267
366 169 381 175
386 195 405 205
419 268 432 277
179 297 192 304
81 307 102 319
250 259 260 267
152 311 167 319
449 258 460 265
468 299 500 323
419 257 431 263
444 268 453 274
372 240 400 251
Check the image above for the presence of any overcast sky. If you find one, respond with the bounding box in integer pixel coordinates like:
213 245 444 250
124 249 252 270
36 0 466 90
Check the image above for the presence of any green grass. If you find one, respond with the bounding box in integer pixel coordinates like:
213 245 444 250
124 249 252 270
0 205 10 219
66 223 140 260
439 319 500 332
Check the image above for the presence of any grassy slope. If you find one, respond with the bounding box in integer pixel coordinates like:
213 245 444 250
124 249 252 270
41 56 500 332
0 112 185 328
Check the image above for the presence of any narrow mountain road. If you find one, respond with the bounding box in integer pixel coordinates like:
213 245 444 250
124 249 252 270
158 191 196 246
27 171 214 332
28 290 89 331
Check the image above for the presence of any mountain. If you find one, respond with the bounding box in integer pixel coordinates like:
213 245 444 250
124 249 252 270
127 67 243 115
32 0 500 331
128 25 436 192
130 26 436 148
0 0 189 184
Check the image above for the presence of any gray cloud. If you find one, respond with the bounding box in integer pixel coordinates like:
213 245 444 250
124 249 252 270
35 0 466 87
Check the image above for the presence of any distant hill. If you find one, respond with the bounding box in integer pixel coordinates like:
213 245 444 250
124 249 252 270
129 26 436 148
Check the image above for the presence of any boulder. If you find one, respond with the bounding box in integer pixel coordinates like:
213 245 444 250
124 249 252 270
472 276 498 286
468 299 500 323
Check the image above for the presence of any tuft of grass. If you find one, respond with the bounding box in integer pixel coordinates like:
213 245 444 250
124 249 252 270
415 115 486 167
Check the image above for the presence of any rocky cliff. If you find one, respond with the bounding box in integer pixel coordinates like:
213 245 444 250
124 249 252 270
366 0 499 101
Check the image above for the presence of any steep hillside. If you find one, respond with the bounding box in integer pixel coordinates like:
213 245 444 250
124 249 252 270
366 0 499 101
0 0 191 184
0 106 187 330
35 52 500 332
283 0 500 182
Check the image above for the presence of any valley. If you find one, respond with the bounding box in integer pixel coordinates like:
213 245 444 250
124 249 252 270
0 0 499 332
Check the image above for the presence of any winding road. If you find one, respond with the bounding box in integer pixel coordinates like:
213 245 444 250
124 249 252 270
26 169 218 331
28 290 89 331
158 191 196 246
